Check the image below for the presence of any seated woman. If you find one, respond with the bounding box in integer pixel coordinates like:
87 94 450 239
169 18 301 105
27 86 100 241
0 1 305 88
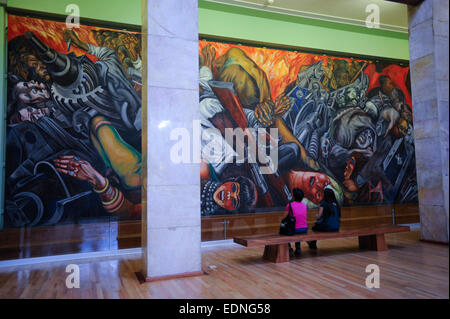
308 188 341 249
287 188 308 257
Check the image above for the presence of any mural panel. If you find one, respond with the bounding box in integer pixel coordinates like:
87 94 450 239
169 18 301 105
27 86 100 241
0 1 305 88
199 40 417 216
4 15 142 228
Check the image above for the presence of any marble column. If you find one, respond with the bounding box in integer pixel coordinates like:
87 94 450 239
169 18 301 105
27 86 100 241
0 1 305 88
408 0 449 243
141 0 202 280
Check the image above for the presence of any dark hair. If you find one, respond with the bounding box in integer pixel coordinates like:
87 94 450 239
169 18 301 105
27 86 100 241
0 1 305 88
323 188 340 218
378 75 391 87
293 188 304 202
8 36 43 83
347 151 367 181
324 188 337 204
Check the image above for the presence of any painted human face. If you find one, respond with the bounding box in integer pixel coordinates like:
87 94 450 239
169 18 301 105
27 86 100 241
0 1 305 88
16 81 50 105
213 181 240 211
355 128 375 150
24 55 50 82
394 119 409 138
344 157 356 180
18 106 49 123
287 171 331 204
124 41 139 61
116 49 127 63
321 137 330 159
402 106 412 123
346 87 359 107
382 78 395 96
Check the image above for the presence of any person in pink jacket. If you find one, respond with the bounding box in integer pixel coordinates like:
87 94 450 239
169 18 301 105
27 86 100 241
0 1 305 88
287 188 308 257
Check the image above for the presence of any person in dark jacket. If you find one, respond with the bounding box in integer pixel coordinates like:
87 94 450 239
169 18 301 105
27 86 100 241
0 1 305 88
308 188 341 249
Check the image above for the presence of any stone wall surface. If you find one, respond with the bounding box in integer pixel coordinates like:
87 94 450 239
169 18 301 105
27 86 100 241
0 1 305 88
408 0 449 243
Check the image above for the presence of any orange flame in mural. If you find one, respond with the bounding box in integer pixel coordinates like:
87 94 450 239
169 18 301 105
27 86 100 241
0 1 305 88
8 15 141 63
199 40 368 100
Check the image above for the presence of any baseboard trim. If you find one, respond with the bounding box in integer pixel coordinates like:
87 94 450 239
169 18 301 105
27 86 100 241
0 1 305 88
201 239 240 248
136 270 205 283
0 248 143 269
420 239 449 245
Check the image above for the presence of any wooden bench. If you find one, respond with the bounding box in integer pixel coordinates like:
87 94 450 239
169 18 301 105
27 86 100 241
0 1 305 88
233 225 410 263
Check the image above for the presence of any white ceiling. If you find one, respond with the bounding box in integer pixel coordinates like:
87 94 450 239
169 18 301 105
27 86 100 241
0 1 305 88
204 0 409 33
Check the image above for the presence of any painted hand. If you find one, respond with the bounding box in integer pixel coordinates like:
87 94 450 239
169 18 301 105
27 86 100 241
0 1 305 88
62 29 79 44
62 28 88 51
254 100 275 127
274 94 291 117
53 155 107 190
200 44 216 70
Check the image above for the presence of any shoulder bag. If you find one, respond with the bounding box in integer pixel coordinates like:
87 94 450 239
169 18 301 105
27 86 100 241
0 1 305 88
279 202 296 236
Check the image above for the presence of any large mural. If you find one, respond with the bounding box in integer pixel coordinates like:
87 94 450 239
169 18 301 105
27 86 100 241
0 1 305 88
4 14 418 226
199 40 418 216
4 15 142 228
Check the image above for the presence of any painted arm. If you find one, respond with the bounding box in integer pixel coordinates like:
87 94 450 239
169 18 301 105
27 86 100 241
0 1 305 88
53 155 131 214
63 29 89 52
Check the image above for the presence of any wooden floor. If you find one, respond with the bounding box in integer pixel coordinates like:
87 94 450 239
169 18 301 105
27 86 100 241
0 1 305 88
0 230 448 299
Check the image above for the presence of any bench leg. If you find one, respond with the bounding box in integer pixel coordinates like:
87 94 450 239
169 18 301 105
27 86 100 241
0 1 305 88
358 234 388 251
263 244 290 263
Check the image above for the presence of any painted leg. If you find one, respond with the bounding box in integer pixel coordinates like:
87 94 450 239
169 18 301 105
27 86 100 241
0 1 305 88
90 116 142 189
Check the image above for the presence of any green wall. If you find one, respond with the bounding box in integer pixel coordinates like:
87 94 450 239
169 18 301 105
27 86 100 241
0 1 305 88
198 0 409 61
7 0 142 25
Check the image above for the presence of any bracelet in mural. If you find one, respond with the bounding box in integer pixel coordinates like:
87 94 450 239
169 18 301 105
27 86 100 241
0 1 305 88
101 186 120 206
103 189 125 213
94 178 110 194
93 120 113 136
